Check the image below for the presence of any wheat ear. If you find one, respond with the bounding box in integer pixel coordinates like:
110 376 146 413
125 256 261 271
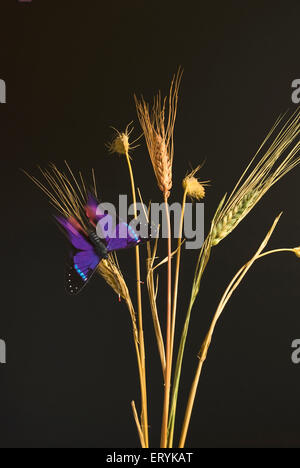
211 190 258 245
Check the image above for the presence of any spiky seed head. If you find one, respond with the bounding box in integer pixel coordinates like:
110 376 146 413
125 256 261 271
182 166 208 200
108 132 130 155
107 123 139 156
183 176 205 199
293 247 300 258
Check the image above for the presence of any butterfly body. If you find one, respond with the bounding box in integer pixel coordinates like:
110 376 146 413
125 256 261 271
87 229 108 259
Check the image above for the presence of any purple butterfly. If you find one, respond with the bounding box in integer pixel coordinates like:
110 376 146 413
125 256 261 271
56 194 149 295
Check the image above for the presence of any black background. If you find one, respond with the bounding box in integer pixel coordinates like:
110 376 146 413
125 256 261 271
1 0 300 448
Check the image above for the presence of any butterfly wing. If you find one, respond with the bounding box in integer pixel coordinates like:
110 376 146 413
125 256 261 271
56 216 92 250
106 222 141 252
85 193 103 225
107 219 159 252
86 193 145 251
85 193 113 244
85 193 158 253
65 250 101 295
56 215 101 295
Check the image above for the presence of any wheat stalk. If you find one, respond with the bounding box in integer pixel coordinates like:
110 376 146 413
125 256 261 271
168 108 300 447
135 67 182 198
146 236 166 376
211 190 258 245
178 213 284 447
210 109 300 246
152 133 173 197
106 126 150 446
135 68 183 447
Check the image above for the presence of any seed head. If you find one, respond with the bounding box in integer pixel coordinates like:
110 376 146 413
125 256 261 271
107 123 139 156
182 166 209 200
108 132 129 155
210 109 300 246
135 68 183 198
293 247 300 258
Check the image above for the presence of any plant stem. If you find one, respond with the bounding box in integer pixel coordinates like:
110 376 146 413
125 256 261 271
160 194 172 447
131 400 146 448
257 248 294 258
170 189 187 358
167 189 187 447
178 354 204 448
147 239 166 376
168 242 211 446
178 214 282 447
125 151 149 447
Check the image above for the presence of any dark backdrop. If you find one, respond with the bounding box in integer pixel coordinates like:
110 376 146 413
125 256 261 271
1 0 300 448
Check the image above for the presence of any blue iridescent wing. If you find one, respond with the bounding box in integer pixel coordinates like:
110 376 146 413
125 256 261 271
56 216 92 251
85 194 113 244
85 193 152 252
56 215 101 294
106 222 142 252
65 250 101 295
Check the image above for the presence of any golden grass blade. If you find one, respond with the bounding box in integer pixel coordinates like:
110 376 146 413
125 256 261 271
210 109 300 246
107 125 150 447
146 238 166 376
169 110 300 446
131 401 146 448
135 68 182 199
178 213 282 448
152 242 185 271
